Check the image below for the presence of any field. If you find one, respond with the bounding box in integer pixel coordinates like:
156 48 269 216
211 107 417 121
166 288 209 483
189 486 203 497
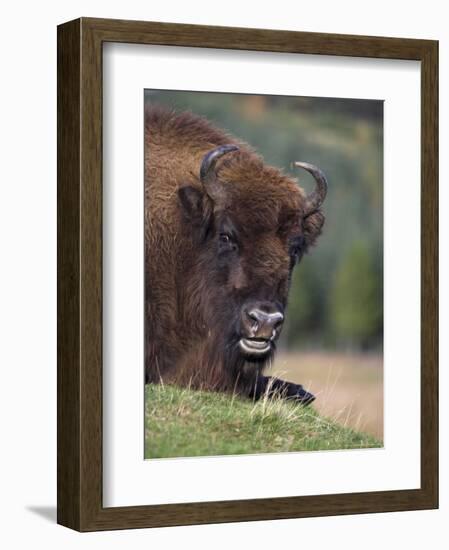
272 351 383 439
144 353 382 459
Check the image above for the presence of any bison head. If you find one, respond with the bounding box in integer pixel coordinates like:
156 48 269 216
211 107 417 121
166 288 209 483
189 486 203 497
177 144 327 372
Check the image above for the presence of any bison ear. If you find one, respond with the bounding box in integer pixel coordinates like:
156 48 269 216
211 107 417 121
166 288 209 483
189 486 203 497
178 186 205 224
302 209 325 249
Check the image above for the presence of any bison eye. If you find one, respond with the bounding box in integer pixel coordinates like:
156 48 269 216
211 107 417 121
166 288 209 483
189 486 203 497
218 232 237 253
289 236 305 267
290 245 301 257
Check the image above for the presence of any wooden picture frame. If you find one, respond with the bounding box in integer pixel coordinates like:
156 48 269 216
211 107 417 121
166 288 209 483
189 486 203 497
57 17 438 531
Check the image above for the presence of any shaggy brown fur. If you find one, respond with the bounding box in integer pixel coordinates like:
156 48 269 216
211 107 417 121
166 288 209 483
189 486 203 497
145 105 325 402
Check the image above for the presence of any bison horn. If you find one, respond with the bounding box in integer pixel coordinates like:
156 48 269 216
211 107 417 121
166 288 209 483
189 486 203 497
293 161 328 215
200 144 239 202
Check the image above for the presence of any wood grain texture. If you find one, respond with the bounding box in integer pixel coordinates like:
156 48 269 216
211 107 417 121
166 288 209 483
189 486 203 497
57 17 439 532
84 16 433 59
420 41 439 504
57 18 81 531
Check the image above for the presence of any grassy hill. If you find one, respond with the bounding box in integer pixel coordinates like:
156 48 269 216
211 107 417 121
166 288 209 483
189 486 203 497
145 384 381 459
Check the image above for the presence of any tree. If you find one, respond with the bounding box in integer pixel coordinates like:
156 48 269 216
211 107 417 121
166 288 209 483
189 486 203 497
331 241 383 349
284 259 324 348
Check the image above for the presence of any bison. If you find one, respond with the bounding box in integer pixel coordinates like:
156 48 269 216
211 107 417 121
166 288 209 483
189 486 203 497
145 105 328 405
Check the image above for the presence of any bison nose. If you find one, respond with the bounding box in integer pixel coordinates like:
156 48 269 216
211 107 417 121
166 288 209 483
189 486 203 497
242 305 284 340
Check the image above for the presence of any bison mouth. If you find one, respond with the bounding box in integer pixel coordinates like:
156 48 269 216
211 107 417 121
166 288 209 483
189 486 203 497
238 337 272 358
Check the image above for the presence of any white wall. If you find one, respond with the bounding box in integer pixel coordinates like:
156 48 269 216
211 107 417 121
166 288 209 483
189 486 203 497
0 1 446 547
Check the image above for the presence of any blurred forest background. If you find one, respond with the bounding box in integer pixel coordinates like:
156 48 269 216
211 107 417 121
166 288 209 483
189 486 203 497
145 90 384 439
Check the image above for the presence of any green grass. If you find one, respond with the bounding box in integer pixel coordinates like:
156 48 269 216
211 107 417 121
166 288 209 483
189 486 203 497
145 383 381 459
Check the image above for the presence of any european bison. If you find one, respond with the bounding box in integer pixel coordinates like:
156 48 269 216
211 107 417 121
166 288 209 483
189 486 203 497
145 106 328 405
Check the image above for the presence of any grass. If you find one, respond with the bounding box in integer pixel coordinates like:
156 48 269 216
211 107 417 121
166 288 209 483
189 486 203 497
145 383 382 459
273 351 384 439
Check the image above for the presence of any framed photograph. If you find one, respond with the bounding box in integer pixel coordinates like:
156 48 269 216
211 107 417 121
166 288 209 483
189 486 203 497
57 17 438 531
